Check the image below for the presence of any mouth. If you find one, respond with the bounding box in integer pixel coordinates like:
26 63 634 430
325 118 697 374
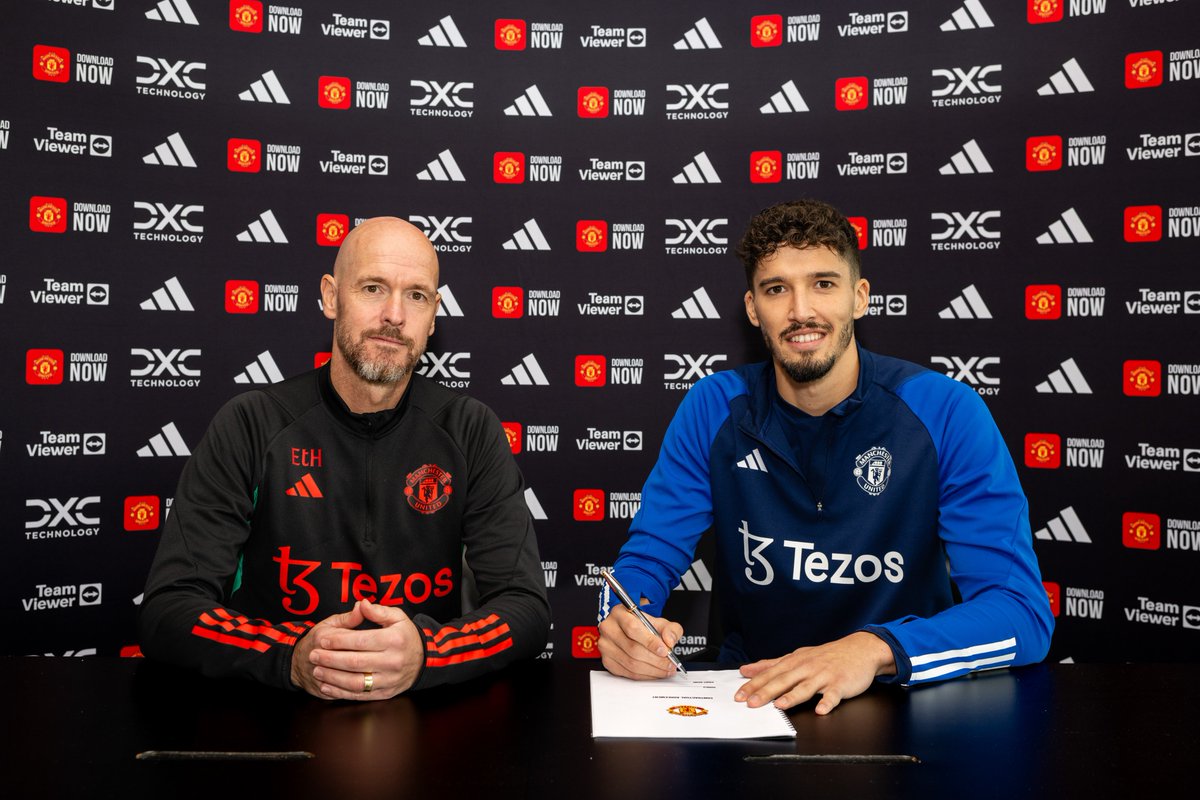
781 324 831 349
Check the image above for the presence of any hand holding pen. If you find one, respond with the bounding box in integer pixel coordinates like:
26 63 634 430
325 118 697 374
598 569 687 678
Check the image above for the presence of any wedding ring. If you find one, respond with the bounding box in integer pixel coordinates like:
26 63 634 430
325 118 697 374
362 672 374 693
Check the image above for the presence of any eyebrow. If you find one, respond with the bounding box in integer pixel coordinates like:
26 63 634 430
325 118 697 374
756 270 843 288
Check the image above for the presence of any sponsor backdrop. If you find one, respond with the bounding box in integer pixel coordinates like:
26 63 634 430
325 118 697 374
3 1 1198 663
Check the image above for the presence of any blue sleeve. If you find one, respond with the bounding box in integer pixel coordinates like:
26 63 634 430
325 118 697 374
600 372 745 621
867 373 1054 685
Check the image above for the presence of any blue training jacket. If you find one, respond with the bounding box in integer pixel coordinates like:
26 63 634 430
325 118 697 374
605 346 1053 685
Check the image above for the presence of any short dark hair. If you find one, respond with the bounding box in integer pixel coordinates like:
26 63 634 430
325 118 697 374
737 199 861 287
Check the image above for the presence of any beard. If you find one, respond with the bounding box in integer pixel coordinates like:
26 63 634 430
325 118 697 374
764 319 854 385
335 320 421 385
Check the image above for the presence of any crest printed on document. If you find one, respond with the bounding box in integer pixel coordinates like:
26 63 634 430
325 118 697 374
853 446 892 496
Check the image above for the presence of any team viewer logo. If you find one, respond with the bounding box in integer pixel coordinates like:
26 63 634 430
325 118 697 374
853 447 892 495
1124 360 1161 396
1025 433 1061 468
1123 512 1160 550
1126 51 1163 89
124 496 161 531
751 15 783 47
230 1 264 32
316 214 349 246
30 196 68 233
33 45 71 82
1124 205 1162 242
574 489 605 521
836 77 869 110
405 463 453 514
1026 285 1062 319
27 349 65 384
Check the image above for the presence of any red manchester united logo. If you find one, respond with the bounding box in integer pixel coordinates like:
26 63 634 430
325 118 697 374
405 463 453 514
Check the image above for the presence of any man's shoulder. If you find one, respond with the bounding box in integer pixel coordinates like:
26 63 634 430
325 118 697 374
232 368 322 418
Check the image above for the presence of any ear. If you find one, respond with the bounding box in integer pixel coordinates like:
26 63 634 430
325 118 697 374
744 290 761 328
852 278 870 320
320 274 337 320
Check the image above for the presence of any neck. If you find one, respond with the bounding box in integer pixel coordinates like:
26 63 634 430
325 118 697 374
773 341 860 416
328 357 411 413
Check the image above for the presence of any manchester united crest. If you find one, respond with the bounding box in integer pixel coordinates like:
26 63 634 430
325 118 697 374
405 463 453 514
853 447 892 496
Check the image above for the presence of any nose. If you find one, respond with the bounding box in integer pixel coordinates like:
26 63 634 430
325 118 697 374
381 291 407 328
788 288 815 322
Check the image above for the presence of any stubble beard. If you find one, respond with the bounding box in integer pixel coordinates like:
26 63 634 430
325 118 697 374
767 320 854 385
335 320 421 385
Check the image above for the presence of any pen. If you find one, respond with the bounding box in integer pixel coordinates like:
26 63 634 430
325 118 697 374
600 568 687 676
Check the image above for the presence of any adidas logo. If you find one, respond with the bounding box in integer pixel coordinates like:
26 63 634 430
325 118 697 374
501 354 550 386
1034 506 1091 543
502 219 551 251
146 0 198 25
143 132 196 168
672 287 720 319
234 351 284 384
672 151 721 184
1036 208 1093 244
736 448 768 472
1038 58 1094 95
504 85 553 117
674 17 722 50
140 276 194 311
760 80 809 114
285 473 323 499
418 15 467 47
524 487 548 520
938 284 993 319
417 149 466 181
939 0 994 31
236 210 288 244
938 139 992 175
1036 358 1093 394
436 284 464 317
673 559 713 592
137 422 190 457
239 70 291 104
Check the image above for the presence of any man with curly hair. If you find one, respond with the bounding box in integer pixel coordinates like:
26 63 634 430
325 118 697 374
599 199 1052 715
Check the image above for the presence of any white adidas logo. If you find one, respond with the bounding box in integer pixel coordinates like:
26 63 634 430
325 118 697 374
234 351 285 384
236 210 288 244
1036 358 1092 394
938 139 992 174
736 448 768 472
938 284 992 319
672 287 720 319
1038 58 1094 95
146 0 198 25
673 559 713 592
672 151 721 184
940 0 994 31
143 132 196 167
140 276 194 311
502 219 551 251
137 422 190 457
674 17 721 50
504 85 552 117
436 284 464 317
1034 506 1091 543
1036 208 1093 244
760 80 809 114
501 354 550 386
419 15 466 47
524 487 548 520
239 70 290 104
417 149 466 181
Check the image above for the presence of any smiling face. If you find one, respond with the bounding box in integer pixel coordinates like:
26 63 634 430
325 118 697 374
744 245 869 409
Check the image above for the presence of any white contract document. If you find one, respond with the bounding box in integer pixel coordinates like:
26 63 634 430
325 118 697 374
590 670 796 739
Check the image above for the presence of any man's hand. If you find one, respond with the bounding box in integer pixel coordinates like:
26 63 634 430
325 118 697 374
598 606 684 680
734 631 896 715
290 599 425 701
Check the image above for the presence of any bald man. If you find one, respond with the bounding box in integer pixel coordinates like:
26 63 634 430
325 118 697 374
140 218 550 700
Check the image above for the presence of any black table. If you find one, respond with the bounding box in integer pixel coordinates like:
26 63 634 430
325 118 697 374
4 657 1196 798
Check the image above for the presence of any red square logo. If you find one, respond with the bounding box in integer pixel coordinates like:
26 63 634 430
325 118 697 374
314 352 332 368
835 77 869 111
846 216 868 250
124 496 161 531
572 626 602 658
573 489 605 521
749 151 782 183
501 422 522 454
29 196 68 233
750 15 783 48
1024 433 1062 469
578 86 609 118
1027 0 1063 24
1043 582 1060 617
225 280 259 313
495 19 527 50
575 355 607 387
494 152 525 183
493 286 524 318
317 213 350 246
227 138 262 172
229 1 264 32
33 45 71 82
1123 512 1161 550
26 349 65 385
1126 51 1164 89
318 76 352 109
1124 359 1161 397
1026 136 1062 171
1025 284 1062 319
1124 205 1162 242
576 220 608 252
